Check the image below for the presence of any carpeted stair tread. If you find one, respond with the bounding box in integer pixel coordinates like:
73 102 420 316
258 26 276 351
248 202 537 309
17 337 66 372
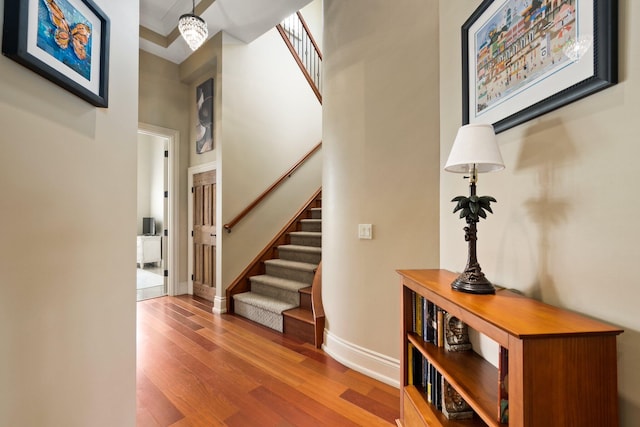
234 291 297 313
250 274 310 292
264 258 318 272
289 231 322 248
288 231 321 238
278 244 321 254
300 219 322 232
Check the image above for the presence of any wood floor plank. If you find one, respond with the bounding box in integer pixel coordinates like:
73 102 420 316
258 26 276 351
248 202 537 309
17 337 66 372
137 296 399 426
136 371 184 426
340 388 400 425
367 385 402 412
140 303 217 351
139 340 237 424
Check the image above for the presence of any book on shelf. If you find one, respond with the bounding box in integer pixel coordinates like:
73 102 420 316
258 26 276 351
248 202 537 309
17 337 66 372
425 300 436 344
426 358 432 404
408 343 423 387
411 292 417 335
498 346 509 423
434 364 442 410
422 296 428 339
415 294 424 338
437 308 444 347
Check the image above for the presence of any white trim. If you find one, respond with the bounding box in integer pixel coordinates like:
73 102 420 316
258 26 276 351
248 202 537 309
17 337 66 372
213 296 227 314
323 330 400 388
137 123 179 296
188 162 218 299
176 280 189 295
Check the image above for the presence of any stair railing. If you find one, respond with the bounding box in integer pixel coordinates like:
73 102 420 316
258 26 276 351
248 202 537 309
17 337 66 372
223 141 322 233
276 12 322 104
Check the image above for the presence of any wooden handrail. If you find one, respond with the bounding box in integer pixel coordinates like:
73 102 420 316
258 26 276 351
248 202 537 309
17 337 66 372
223 142 322 232
276 11 323 104
276 24 322 104
296 12 322 61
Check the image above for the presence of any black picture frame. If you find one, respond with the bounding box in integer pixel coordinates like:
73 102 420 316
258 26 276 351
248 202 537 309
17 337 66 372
2 0 110 107
462 0 617 133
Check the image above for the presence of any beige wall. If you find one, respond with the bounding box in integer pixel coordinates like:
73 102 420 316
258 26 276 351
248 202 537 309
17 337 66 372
215 22 323 292
0 0 138 425
181 31 222 167
322 0 441 384
440 1 639 424
139 50 190 287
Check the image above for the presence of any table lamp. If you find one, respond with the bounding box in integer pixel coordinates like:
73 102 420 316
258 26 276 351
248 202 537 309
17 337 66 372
445 123 504 294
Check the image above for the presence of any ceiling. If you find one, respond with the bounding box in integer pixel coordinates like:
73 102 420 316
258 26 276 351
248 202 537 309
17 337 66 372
139 0 312 64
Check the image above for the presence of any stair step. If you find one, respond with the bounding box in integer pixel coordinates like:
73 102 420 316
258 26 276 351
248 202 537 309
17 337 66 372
249 274 309 305
299 286 312 310
299 286 311 296
283 307 315 344
283 307 314 324
289 231 321 248
234 292 297 332
310 207 322 219
264 259 317 284
278 244 321 264
300 218 321 232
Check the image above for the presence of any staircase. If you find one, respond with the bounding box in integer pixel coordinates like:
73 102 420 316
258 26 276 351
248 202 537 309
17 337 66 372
233 203 322 344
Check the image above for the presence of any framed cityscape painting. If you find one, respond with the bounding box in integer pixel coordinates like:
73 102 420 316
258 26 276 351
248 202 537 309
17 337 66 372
2 0 110 107
462 0 617 133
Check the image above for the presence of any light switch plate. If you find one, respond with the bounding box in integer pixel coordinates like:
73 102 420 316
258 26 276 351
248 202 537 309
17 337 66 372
358 224 372 240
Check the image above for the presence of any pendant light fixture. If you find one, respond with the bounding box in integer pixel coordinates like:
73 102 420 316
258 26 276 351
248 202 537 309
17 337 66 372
178 0 208 51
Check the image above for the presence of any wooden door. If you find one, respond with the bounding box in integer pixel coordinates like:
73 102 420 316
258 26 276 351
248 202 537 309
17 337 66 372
193 170 216 301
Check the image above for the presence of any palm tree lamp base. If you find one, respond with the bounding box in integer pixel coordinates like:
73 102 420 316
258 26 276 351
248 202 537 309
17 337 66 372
449 182 497 295
451 265 495 294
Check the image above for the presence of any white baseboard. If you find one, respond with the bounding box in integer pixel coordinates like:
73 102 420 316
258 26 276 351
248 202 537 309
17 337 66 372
213 296 227 314
323 330 400 388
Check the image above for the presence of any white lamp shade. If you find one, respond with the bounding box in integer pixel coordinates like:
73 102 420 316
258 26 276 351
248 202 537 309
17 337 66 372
445 123 505 174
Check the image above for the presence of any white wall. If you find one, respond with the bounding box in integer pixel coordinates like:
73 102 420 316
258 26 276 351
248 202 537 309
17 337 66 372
322 0 441 386
440 1 640 424
137 133 165 234
0 0 139 425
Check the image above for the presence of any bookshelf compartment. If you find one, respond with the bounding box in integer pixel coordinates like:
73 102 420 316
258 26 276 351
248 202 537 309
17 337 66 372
408 334 500 426
404 385 487 427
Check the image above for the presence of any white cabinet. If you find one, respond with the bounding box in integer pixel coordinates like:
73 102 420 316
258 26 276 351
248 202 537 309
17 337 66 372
137 235 161 268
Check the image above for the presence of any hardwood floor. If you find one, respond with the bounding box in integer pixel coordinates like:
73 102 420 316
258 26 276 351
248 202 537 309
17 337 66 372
137 295 400 426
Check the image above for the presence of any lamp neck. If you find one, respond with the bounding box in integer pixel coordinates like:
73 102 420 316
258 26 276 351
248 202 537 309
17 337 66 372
468 164 478 185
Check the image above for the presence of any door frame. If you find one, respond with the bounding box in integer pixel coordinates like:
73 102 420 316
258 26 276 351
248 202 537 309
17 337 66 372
138 123 179 296
188 161 225 313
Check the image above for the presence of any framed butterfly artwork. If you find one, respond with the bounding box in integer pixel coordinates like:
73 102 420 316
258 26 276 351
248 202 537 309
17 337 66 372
2 0 110 107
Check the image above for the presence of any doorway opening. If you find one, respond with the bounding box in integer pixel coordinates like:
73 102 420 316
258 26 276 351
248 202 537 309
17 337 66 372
137 124 179 300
